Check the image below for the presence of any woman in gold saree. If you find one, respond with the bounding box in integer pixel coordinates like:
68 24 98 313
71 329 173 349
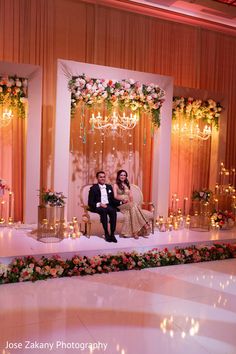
113 170 150 239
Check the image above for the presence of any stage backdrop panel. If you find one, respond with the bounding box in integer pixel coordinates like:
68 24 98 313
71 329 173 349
0 61 42 223
54 60 173 220
170 86 227 215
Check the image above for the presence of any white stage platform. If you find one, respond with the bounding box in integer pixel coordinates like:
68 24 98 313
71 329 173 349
0 225 236 264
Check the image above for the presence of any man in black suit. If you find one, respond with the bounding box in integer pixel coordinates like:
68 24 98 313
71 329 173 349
88 171 118 243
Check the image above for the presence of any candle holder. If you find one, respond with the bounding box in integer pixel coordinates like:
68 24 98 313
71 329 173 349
190 200 211 232
0 199 6 226
37 205 65 242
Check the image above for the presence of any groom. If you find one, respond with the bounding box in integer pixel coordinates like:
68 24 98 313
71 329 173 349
88 171 118 243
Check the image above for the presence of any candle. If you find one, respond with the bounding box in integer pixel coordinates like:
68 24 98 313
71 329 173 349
214 198 219 212
0 200 5 223
175 198 179 214
215 184 219 195
171 197 174 212
8 191 14 223
225 171 230 185
232 168 235 187
222 168 226 186
219 171 223 188
183 197 188 216
171 194 177 212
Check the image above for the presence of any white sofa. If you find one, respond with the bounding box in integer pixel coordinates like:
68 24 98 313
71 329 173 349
80 184 155 237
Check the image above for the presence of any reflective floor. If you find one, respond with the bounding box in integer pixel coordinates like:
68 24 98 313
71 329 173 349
1 259 236 354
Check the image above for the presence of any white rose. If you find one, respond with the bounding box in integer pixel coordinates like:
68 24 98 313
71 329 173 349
75 91 81 98
15 80 22 87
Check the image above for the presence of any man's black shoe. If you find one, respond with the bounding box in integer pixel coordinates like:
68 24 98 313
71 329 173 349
110 234 118 243
105 234 112 242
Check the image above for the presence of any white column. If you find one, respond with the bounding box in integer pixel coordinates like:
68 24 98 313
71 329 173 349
152 78 173 217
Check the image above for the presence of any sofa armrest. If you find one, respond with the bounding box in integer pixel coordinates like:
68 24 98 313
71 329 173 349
81 204 90 221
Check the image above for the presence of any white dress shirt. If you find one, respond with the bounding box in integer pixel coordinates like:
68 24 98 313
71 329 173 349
96 184 109 207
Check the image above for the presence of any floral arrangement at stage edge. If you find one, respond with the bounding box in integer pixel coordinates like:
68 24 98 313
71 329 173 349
0 75 28 118
192 189 213 202
172 96 222 128
68 74 165 127
0 243 236 284
40 189 66 207
0 178 10 196
211 210 235 229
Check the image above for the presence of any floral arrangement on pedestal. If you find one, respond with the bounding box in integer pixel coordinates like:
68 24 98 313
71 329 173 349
192 189 213 202
0 178 10 196
0 243 236 284
68 74 165 127
40 189 66 207
172 96 222 128
0 75 28 118
211 210 235 229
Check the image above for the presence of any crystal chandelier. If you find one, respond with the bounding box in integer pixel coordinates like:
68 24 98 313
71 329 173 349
172 121 212 141
0 109 13 128
90 111 139 134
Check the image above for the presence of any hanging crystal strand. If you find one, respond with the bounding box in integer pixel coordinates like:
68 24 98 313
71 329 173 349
79 102 85 139
151 120 154 139
128 130 133 162
99 103 105 168
82 127 86 144
93 140 97 163
90 104 95 133
143 113 147 146
128 108 133 163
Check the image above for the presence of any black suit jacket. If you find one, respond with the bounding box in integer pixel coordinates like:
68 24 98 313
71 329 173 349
88 184 119 211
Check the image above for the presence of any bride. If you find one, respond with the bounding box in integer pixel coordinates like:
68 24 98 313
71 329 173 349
113 169 150 239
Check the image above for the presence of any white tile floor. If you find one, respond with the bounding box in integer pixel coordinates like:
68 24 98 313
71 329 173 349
1 259 236 354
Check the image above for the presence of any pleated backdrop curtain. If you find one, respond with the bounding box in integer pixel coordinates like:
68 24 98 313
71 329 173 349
69 105 153 217
0 106 26 221
0 0 236 217
169 130 212 215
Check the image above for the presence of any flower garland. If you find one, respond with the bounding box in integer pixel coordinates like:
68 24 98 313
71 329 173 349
192 189 212 202
0 75 28 118
68 74 165 127
172 96 222 128
0 243 236 284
